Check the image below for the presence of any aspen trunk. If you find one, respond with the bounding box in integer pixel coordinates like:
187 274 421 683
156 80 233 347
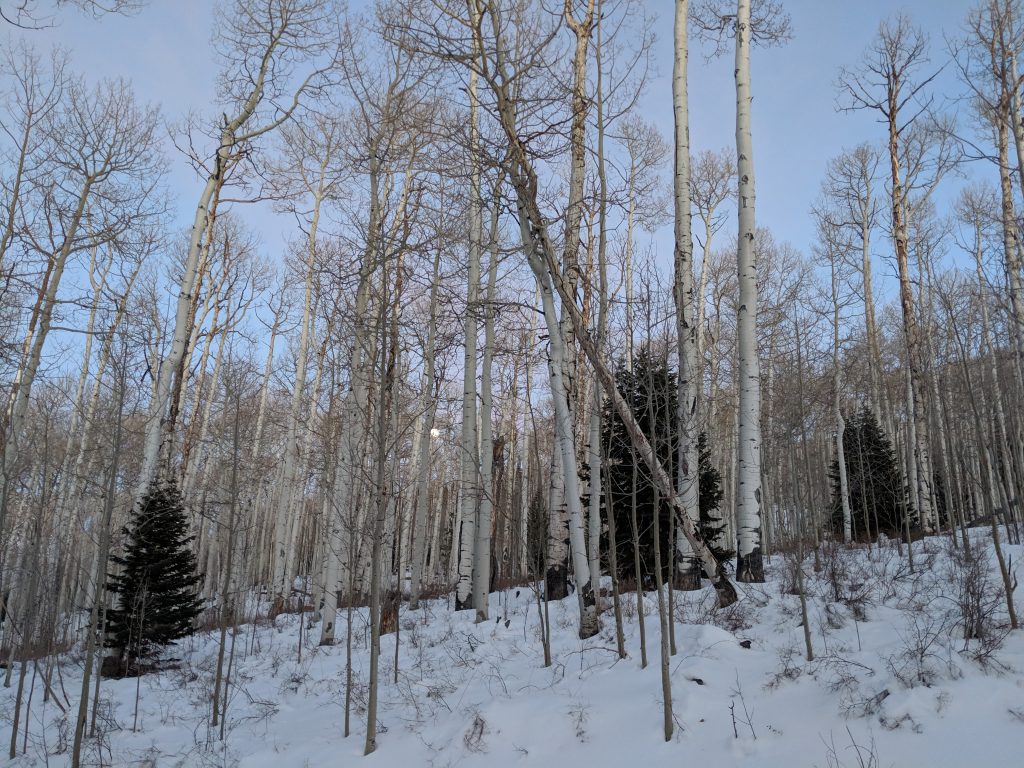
71 366 124 768
455 66 481 613
271 186 323 610
518 218 599 636
734 0 764 582
673 0 702 589
887 90 934 533
473 186 502 621
320 256 374 643
547 0 600 640
511 189 737 606
409 247 442 609
137 10 310 495
831 253 852 542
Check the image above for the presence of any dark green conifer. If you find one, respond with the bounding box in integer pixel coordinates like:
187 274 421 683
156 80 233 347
829 406 909 539
601 351 727 583
105 479 203 674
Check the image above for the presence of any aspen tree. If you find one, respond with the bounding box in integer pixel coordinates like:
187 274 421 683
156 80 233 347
250 285 288 463
268 113 345 614
0 44 65 299
814 213 853 543
364 223 407 756
409 245 443 609
940 286 1019 629
587 0 608 602
558 0 599 639
961 2 1024 371
137 0 339 496
321 16 426 628
71 350 126 768
732 0 762 581
838 15 939 533
455 53 481 613
211 365 247 732
619 117 670 372
694 0 790 581
673 0 702 590
473 176 503 621
956 185 1017 499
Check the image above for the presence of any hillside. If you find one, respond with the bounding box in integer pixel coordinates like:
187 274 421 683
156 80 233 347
8 530 1021 768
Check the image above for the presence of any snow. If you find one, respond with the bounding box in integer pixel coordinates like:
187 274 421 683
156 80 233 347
6 530 1023 767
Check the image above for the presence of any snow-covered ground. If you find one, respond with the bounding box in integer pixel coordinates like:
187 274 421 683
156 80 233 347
6 530 1023 767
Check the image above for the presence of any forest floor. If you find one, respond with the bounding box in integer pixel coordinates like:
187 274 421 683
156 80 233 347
5 528 1023 767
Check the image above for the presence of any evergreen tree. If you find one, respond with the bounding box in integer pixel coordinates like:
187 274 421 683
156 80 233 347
829 406 909 539
697 432 732 562
105 479 203 674
601 351 726 584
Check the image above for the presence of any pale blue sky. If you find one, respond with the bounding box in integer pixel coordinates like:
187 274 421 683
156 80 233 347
19 0 981 273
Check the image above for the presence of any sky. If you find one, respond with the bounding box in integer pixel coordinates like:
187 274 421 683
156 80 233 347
15 0 983 275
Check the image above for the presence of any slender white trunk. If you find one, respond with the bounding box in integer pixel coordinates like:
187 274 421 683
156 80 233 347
831 253 852 542
586 6 609 597
456 68 481 613
181 289 226 501
320 241 377 642
271 185 324 609
252 291 286 462
521 213 598 637
674 0 702 588
974 223 1015 498
137 175 217 496
625 161 636 370
550 0 600 639
473 190 501 621
138 18 300 496
859 189 888 428
409 248 442 609
734 0 763 582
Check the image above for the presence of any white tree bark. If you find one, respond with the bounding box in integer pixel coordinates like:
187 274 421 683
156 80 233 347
587 21 609 596
473 254 495 621
409 247 442 609
320 240 375 644
520 211 599 637
1 125 117 538
251 288 287 462
830 246 852 543
455 66 481 613
270 180 324 611
473 185 502 621
733 0 764 582
673 0 703 589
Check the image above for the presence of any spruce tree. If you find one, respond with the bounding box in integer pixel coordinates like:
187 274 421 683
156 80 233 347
105 479 203 674
697 432 732 562
829 406 909 539
601 352 727 583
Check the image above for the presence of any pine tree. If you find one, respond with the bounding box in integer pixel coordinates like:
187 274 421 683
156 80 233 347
829 406 909 539
105 480 203 675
